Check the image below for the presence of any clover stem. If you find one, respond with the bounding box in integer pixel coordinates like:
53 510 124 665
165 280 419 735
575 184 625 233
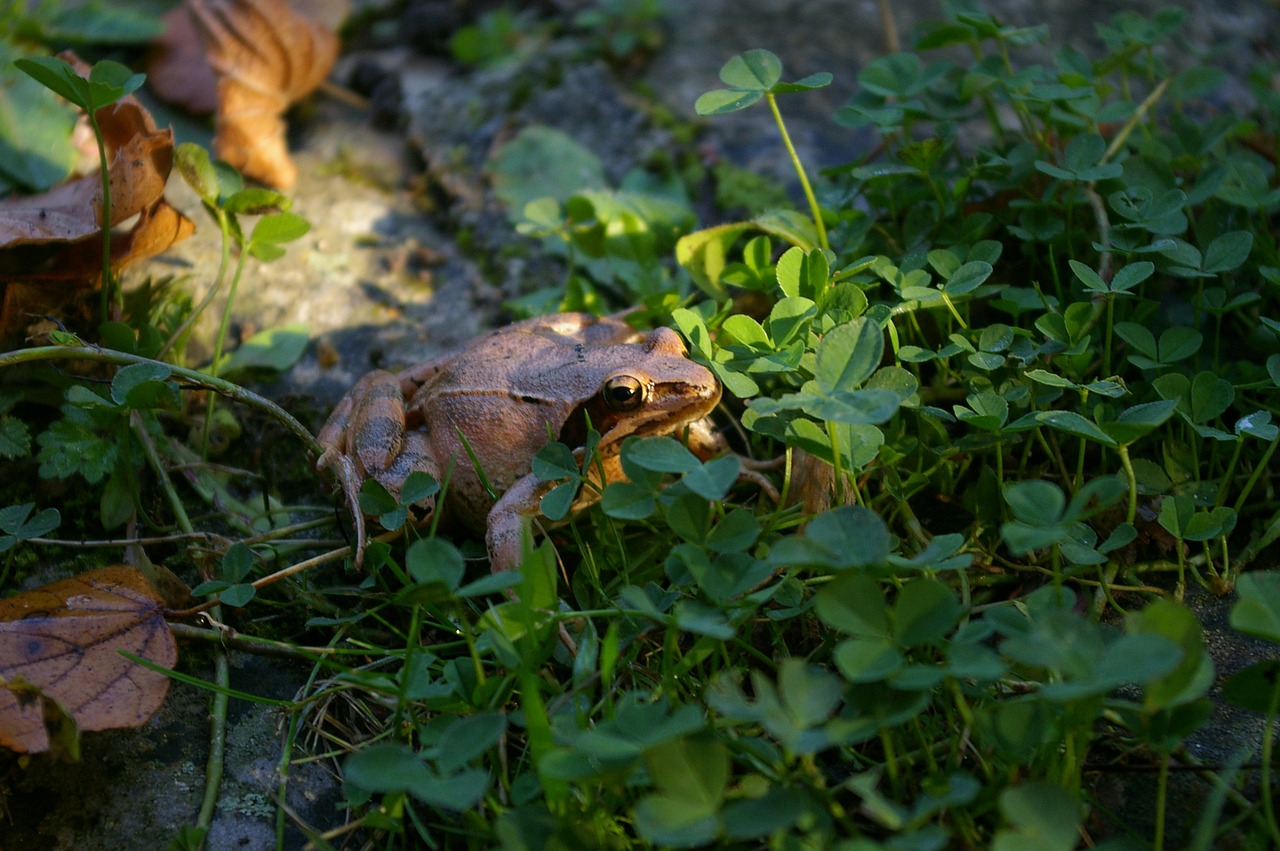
202 250 251 458
132 401 228 843
766 91 828 251
159 208 233 360
88 109 116 324
940 292 968 330
1261 672 1280 846
1102 294 1115 378
1117 443 1138 525
1233 427 1280 515
826 420 845 506
1153 751 1169 851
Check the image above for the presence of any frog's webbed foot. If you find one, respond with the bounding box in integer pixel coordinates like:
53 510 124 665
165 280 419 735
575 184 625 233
735 454 784 503
317 447 370 570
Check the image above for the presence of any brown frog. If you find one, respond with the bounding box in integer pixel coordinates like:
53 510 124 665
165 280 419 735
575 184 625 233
316 312 725 573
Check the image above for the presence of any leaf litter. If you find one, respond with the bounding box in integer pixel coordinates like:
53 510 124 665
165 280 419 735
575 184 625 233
0 565 177 754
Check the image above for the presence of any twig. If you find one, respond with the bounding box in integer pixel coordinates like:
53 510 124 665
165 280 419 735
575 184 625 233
168 622 338 659
167 545 354 619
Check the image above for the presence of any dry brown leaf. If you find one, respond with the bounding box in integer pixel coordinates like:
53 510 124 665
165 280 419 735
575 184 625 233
0 55 176 248
0 53 195 338
0 566 177 754
187 0 339 188
147 4 221 115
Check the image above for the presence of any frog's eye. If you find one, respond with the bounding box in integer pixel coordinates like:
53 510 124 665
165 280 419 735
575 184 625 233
603 375 646 411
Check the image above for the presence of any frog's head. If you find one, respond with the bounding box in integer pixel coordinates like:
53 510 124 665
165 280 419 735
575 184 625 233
560 327 720 450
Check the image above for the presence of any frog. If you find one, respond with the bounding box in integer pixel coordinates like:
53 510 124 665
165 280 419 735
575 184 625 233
316 312 727 574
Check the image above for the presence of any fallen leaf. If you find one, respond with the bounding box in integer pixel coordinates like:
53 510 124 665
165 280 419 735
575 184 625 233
186 0 340 188
0 565 177 754
0 53 175 248
146 4 221 115
0 52 194 339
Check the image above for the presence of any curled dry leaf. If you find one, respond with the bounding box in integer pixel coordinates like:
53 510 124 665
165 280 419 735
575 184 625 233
0 52 195 338
147 4 221 115
186 0 339 188
0 565 177 755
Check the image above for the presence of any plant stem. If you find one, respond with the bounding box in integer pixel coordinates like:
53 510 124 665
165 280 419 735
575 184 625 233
196 639 229 845
1102 295 1115 378
1117 444 1138 524
827 420 846 506
88 108 115 324
1261 671 1280 846
1233 428 1280 515
203 251 251 457
766 91 828 251
1154 751 1169 851
159 208 233 360
0 345 322 458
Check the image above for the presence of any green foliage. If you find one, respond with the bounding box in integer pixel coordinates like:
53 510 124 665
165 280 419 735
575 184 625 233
572 0 668 66
301 5 1280 848
6 4 1280 850
450 8 545 68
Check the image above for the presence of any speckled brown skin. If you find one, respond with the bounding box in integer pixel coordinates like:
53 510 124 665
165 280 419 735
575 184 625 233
316 312 722 573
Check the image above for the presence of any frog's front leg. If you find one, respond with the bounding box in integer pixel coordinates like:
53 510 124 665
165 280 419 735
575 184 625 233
317 370 437 566
484 473 546 577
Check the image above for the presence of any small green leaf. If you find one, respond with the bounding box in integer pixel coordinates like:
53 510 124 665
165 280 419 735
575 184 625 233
15 56 90 107
809 505 890 566
540 480 579 522
816 574 889 636
406 538 465 589
705 509 760 554
681 455 741 502
993 783 1080 851
532 441 579 481
774 72 834 93
344 743 429 792
400 471 439 505
893 579 962 647
1004 480 1064 526
694 88 764 115
1231 572 1280 643
719 49 782 90
1236 411 1278 441
834 637 904 682
250 211 310 246
623 436 700 474
1221 660 1280 713
435 712 507 773
358 478 399 515
1068 259 1106 292
601 481 656 519
1201 230 1252 273
1110 261 1154 293
218 324 310 374
942 260 992 296
0 418 32 459
223 187 288 215
815 318 882 394
110 362 171 407
219 583 257 607
221 543 255 583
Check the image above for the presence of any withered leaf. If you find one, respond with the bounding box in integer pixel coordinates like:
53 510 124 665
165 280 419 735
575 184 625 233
187 0 339 188
0 54 176 248
0 53 195 338
0 565 177 754
147 4 221 115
